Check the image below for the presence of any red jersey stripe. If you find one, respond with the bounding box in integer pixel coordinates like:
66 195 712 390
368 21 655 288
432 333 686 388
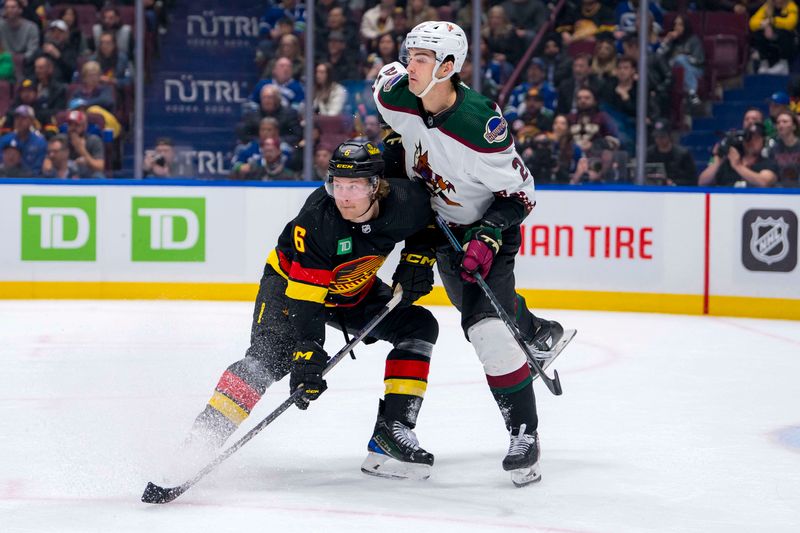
289 261 332 286
485 364 531 389
384 360 430 381
215 370 261 411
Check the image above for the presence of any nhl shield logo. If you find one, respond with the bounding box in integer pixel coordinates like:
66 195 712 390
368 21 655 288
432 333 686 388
750 216 789 265
741 209 797 272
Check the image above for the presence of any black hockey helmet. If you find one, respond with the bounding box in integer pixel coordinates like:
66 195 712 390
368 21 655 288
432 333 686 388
327 139 385 179
325 139 384 197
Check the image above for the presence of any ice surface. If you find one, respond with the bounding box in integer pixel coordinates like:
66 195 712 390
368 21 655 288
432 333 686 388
1 300 799 532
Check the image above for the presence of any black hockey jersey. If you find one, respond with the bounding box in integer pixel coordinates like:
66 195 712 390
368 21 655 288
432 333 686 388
265 179 435 344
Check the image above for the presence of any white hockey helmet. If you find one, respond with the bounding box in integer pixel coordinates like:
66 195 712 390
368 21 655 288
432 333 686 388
402 21 468 97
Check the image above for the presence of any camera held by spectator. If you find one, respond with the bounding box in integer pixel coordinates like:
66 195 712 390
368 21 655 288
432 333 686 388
718 129 747 159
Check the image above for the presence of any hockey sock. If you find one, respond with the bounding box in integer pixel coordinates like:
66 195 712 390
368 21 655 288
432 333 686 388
514 293 538 342
196 359 268 444
382 342 431 428
487 363 538 433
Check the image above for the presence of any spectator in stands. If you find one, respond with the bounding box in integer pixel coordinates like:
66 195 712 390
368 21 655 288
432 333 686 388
480 34 514 85
232 116 295 176
239 84 302 146
750 0 798 74
771 110 800 187
268 33 305 81
551 114 589 184
540 34 572 87
365 32 399 80
0 0 39 62
567 87 620 181
35 20 79 85
6 77 47 128
361 0 396 48
89 30 133 89
459 57 499 100
65 110 105 179
312 144 333 181
69 97 121 141
355 114 384 151
556 53 600 115
600 57 652 148
143 137 180 178
622 32 671 118
91 5 133 60
699 122 778 187
0 105 46 172
255 17 294 73
767 91 790 138
71 61 115 114
407 0 438 29
457 0 488 36
657 14 704 107
502 0 548 42
511 88 555 144
323 30 360 82
483 5 525 65
42 134 78 178
556 0 616 45
646 119 697 186
506 58 557 122
590 33 617 90
0 136 31 176
236 137 296 181
59 6 88 58
32 56 66 125
615 0 663 38
313 62 347 116
252 57 305 112
0 40 13 81
320 5 357 57
261 0 306 36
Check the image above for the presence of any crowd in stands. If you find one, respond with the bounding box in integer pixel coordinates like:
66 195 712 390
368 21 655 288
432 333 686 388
0 0 163 178
213 0 796 187
1 1 799 188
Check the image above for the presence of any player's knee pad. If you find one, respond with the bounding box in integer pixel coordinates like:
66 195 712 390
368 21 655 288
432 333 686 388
466 317 527 376
394 306 439 344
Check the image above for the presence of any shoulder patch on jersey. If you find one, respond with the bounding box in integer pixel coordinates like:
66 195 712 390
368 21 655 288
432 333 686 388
382 74 404 92
484 116 509 144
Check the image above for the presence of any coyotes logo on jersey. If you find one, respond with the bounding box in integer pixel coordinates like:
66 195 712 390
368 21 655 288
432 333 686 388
412 143 462 207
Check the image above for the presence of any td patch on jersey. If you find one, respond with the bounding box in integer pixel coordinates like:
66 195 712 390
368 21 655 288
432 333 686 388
484 116 508 143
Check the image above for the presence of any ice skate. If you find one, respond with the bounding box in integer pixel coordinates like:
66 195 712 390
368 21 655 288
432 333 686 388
361 417 434 480
502 424 541 487
526 319 577 378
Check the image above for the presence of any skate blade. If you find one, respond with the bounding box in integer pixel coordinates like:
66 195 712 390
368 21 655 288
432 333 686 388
360 452 431 480
530 329 576 378
510 464 542 487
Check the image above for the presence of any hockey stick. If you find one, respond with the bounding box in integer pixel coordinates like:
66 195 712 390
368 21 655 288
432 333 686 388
435 215 562 396
141 289 404 504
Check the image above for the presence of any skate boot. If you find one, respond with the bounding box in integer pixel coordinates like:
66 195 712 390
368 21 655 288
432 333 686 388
529 318 564 353
361 415 434 480
502 424 541 487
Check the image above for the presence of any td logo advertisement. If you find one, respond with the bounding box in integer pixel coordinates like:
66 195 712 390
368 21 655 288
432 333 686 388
132 197 205 262
21 196 96 261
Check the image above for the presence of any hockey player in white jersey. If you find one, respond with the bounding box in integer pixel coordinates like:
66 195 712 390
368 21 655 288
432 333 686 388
373 21 566 486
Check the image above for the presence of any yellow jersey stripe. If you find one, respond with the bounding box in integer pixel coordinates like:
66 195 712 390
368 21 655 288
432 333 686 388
286 279 328 303
384 378 427 398
208 391 249 425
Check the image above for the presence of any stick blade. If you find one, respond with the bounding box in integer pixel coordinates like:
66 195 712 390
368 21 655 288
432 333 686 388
141 481 184 504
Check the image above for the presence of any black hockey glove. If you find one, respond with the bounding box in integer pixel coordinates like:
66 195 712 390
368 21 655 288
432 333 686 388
392 250 436 306
290 341 330 410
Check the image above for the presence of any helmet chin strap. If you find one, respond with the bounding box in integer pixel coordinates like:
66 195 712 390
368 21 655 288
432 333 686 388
416 61 454 98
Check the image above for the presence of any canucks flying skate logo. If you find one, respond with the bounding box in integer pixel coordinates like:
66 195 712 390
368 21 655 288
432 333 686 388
329 255 385 297
412 143 462 207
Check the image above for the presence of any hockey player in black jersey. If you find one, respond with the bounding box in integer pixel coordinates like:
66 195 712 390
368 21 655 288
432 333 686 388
186 139 439 480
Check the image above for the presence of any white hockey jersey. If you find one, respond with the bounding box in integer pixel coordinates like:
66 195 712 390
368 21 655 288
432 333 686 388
373 62 536 226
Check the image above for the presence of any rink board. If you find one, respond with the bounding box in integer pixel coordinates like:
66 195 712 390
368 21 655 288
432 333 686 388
0 181 798 319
